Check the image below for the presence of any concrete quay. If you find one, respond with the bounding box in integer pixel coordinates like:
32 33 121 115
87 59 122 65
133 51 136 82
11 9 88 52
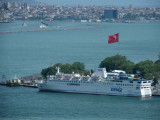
152 89 160 96
152 84 160 96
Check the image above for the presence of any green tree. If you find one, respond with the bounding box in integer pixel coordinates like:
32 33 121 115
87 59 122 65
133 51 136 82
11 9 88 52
152 63 160 84
41 62 86 78
133 60 155 78
83 70 90 76
144 73 153 79
72 62 85 74
61 64 72 74
99 54 134 73
41 68 48 78
155 52 160 64
41 63 63 78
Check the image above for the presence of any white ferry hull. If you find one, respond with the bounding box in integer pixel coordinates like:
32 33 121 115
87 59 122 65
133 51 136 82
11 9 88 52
37 80 152 97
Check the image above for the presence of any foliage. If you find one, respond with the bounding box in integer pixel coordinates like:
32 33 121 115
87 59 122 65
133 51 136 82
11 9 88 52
72 62 85 74
133 59 160 85
144 73 153 80
99 54 160 84
153 63 160 84
41 62 86 78
152 72 160 85
41 53 160 85
133 60 155 76
133 58 160 83
83 70 90 76
155 52 160 64
99 54 134 73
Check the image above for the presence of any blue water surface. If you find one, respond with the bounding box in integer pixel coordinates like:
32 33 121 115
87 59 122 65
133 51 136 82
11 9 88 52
0 86 160 120
0 21 160 79
0 20 160 120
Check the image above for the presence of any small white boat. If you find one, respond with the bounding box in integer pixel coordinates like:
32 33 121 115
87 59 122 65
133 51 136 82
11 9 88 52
22 22 27 26
40 24 47 28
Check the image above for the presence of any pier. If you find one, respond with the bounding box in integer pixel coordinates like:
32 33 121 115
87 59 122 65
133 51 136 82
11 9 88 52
152 82 160 96
0 74 43 88
0 25 102 34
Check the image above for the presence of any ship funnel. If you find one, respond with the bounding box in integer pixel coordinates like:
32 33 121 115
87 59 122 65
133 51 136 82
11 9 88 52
92 68 107 78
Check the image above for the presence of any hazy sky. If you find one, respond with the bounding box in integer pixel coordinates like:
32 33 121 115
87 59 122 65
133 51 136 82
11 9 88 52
35 0 160 7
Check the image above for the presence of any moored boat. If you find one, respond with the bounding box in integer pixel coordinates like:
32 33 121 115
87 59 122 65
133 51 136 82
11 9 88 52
6 75 21 87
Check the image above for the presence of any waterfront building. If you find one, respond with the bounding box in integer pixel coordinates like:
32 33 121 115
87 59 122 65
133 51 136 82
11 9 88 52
0 12 5 21
3 2 11 10
104 9 118 19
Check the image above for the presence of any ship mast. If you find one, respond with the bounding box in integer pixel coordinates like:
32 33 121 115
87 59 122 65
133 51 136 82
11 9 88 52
56 67 60 73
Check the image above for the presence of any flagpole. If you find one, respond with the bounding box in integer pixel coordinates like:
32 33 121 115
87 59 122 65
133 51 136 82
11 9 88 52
118 33 119 55
118 42 119 55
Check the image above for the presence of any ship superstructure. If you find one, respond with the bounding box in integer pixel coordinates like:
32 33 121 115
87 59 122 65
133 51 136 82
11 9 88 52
38 67 152 97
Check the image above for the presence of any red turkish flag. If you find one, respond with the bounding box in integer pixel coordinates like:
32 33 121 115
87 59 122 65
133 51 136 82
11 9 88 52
108 33 119 44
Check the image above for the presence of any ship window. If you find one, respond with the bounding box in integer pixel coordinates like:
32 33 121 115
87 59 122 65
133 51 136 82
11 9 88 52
138 82 141 83
143 81 147 83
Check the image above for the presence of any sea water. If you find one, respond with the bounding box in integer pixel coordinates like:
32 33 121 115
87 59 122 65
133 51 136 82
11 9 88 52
0 20 160 120
0 86 160 120
0 20 160 79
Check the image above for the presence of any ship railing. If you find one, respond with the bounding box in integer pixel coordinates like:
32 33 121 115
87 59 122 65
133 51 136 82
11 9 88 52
105 77 116 81
81 76 91 81
98 79 107 82
63 75 73 80
71 77 81 81
64 77 73 80
55 74 65 80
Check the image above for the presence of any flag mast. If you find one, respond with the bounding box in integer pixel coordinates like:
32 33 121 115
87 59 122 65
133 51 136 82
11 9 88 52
118 33 119 55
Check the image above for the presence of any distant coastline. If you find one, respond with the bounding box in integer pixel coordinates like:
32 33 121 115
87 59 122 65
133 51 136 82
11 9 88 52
1 1 160 23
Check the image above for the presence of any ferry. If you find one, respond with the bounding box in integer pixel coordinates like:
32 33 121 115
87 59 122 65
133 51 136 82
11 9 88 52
37 67 152 97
